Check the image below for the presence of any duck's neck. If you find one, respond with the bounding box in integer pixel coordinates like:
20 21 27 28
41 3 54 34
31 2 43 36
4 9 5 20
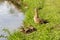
34 8 38 17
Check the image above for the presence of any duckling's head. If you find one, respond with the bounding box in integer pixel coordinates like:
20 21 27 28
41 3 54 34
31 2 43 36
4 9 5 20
20 27 25 32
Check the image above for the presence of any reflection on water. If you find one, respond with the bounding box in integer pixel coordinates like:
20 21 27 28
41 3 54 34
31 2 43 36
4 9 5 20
0 1 24 40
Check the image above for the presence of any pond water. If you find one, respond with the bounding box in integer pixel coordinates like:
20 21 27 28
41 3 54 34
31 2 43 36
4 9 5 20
0 1 24 40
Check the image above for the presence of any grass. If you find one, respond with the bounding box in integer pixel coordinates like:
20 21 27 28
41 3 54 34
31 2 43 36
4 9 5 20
7 0 60 40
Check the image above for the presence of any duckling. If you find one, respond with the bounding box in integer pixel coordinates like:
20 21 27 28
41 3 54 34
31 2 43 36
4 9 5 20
28 25 37 31
20 27 25 33
34 8 48 24
20 27 32 34
24 28 31 34
20 26 37 34
25 26 37 33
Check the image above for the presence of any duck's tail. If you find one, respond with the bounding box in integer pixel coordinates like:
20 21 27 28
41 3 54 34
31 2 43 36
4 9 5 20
40 19 48 24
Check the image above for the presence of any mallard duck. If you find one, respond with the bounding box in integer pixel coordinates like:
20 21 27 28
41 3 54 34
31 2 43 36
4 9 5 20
34 8 48 24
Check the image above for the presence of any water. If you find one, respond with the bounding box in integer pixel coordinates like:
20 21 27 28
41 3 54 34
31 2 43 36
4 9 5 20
0 1 24 40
